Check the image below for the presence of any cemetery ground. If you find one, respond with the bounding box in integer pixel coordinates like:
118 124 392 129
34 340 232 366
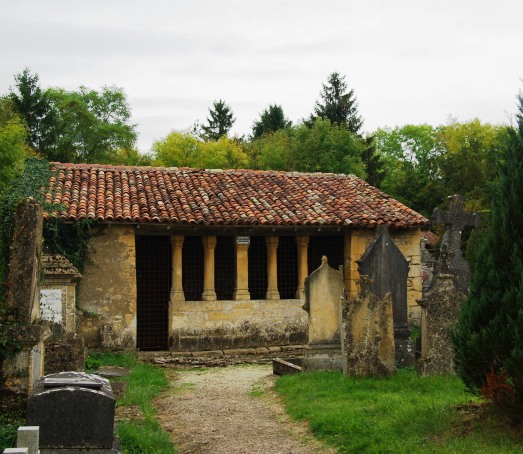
2 352 522 452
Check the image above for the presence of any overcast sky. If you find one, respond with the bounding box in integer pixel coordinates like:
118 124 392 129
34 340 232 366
1 0 522 152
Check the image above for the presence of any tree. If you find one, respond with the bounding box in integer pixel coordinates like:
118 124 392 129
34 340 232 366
290 119 365 176
361 135 385 188
8 68 53 152
452 96 523 424
153 131 248 169
375 124 444 214
247 128 293 170
436 119 505 211
311 72 363 134
201 99 235 141
251 104 291 139
0 99 29 190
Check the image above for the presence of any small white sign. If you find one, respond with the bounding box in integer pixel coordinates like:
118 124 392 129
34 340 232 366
40 289 63 324
236 236 250 245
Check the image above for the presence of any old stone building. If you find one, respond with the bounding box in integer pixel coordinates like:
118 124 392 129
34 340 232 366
44 163 428 351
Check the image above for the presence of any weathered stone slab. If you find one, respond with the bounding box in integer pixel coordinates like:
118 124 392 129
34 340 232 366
432 194 480 294
16 426 39 454
44 335 85 375
342 279 396 377
27 372 115 450
357 226 415 366
417 274 465 375
303 344 344 371
272 358 303 375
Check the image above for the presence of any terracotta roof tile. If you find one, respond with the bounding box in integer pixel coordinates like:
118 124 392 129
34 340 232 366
43 163 429 229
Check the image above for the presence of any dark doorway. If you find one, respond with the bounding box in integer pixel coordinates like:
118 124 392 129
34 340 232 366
136 235 171 350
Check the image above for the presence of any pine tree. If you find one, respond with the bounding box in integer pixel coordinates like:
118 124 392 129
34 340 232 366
452 96 523 423
361 135 385 188
201 99 235 141
312 72 363 134
251 104 291 139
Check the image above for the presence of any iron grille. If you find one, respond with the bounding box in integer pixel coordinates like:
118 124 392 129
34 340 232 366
215 236 235 300
277 235 298 299
308 235 345 273
248 236 268 299
182 236 204 301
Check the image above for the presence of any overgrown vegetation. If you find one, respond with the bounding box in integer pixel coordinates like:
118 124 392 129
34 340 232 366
0 391 26 451
453 97 523 425
86 352 176 453
275 369 523 453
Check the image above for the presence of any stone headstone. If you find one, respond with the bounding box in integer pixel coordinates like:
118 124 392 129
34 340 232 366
356 225 415 366
27 371 115 450
342 277 396 377
1 199 50 393
420 238 436 293
416 274 465 375
432 194 480 294
302 256 345 371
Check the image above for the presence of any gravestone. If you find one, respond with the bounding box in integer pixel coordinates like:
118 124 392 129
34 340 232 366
302 256 345 371
356 225 415 366
432 194 480 294
1 199 50 393
40 254 86 375
27 371 118 452
420 237 436 293
342 277 396 377
416 274 465 375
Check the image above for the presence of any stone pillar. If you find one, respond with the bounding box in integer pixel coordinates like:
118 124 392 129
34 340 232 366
265 236 280 300
170 235 185 303
202 236 217 301
233 240 250 300
295 236 309 299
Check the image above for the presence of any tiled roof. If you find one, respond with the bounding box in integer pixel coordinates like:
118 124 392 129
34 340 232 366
43 163 429 229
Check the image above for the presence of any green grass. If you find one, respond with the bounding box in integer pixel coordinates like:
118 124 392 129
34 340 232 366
275 368 523 453
87 352 176 453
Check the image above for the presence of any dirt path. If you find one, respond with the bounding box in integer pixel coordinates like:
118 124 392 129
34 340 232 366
153 364 335 454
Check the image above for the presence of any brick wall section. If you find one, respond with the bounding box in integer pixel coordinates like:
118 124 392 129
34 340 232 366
78 225 137 347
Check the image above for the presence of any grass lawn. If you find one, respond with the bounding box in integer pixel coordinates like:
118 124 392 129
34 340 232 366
275 368 523 453
86 352 176 453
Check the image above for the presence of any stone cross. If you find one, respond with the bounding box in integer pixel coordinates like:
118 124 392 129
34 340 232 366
356 225 415 367
432 194 480 294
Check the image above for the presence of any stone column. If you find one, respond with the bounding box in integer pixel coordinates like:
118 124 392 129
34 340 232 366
202 236 217 301
170 235 185 303
233 241 250 300
295 235 309 299
265 236 280 300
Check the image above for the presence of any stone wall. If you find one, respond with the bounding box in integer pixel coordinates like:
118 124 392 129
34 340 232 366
169 299 307 351
78 225 137 348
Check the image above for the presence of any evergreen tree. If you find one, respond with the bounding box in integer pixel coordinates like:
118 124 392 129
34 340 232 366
201 99 235 141
361 135 385 188
8 68 53 152
452 96 523 423
251 104 291 139
311 72 363 134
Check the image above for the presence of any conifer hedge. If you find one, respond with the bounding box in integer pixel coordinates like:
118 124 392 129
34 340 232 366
453 97 523 423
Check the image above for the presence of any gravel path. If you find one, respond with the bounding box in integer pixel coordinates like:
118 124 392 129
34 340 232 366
153 364 335 454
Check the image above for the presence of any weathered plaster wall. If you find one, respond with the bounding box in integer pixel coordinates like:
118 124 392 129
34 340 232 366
78 225 137 348
346 228 422 325
169 299 307 351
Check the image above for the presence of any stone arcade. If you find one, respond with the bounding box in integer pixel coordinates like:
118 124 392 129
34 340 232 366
43 163 428 351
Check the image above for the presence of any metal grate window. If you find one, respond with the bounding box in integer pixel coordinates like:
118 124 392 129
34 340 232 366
182 236 204 301
277 235 298 299
248 236 267 300
136 235 171 350
308 235 345 273
215 236 235 300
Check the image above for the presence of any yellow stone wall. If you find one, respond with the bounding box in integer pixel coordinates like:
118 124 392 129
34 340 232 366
345 227 422 324
170 299 307 350
78 225 137 347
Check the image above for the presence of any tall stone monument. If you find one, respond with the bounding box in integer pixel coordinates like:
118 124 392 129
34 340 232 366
342 277 396 377
302 257 345 371
416 273 465 375
432 194 480 294
356 225 415 366
2 199 50 393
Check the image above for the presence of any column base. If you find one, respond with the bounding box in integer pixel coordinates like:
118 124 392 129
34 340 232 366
233 289 250 300
202 289 217 301
170 290 185 302
295 287 304 299
265 289 280 300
